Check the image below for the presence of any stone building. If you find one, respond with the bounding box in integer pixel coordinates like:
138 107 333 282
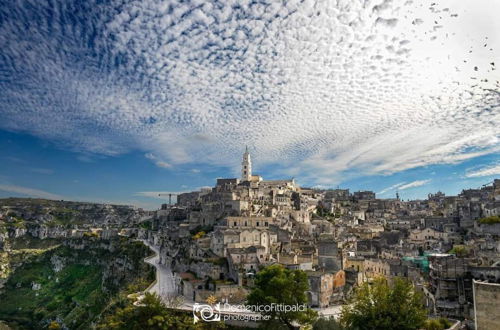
474 280 500 330
317 239 342 271
306 271 334 308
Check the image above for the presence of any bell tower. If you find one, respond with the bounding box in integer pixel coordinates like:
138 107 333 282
241 146 252 181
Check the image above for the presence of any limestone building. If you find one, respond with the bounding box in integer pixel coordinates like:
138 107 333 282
241 146 252 181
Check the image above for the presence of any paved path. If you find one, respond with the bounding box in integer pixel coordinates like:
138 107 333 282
141 240 342 319
142 240 178 298
316 305 342 318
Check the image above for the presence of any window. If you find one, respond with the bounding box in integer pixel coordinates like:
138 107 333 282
256 221 260 226
265 222 268 226
234 221 237 226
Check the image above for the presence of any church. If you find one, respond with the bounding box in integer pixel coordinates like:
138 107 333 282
239 147 296 191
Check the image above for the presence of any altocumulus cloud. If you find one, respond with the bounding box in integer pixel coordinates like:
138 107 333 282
0 0 499 185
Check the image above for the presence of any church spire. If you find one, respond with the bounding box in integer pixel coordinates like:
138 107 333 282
241 147 252 181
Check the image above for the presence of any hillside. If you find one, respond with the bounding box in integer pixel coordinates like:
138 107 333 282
0 236 155 329
0 198 149 228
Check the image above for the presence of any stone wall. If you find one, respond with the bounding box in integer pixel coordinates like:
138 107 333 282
474 280 500 330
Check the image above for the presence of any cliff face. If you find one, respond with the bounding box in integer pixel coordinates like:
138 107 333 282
0 198 149 229
0 236 155 329
0 198 153 246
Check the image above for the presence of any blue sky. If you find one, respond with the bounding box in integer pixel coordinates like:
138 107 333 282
1 129 497 209
0 0 499 209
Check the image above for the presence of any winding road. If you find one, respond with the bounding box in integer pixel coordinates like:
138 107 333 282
142 240 178 298
141 239 341 319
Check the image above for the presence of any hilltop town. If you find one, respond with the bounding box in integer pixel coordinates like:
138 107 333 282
142 149 500 326
0 149 499 328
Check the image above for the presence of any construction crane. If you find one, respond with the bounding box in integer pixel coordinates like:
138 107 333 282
482 181 493 188
158 193 178 206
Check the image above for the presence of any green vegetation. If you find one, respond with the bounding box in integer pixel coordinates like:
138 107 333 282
10 217 26 229
139 220 152 230
206 257 227 267
423 317 453 330
478 215 500 224
46 207 86 227
10 236 61 250
0 222 7 234
448 245 470 257
247 264 318 329
313 317 344 330
97 292 203 330
1 236 61 280
190 225 214 236
315 203 333 218
0 237 155 329
0 198 140 229
83 231 99 238
0 250 105 328
192 231 206 240
340 277 427 330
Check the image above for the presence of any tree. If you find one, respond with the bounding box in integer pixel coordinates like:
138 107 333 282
448 245 469 257
247 264 318 329
98 292 199 330
340 277 427 330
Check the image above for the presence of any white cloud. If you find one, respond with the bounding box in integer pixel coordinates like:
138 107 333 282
0 184 65 200
465 164 500 178
378 182 406 195
155 161 172 169
0 0 499 185
144 153 172 169
398 180 432 190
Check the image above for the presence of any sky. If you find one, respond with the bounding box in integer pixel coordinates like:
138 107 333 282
0 0 499 209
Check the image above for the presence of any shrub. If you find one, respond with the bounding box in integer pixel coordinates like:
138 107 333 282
478 216 500 224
